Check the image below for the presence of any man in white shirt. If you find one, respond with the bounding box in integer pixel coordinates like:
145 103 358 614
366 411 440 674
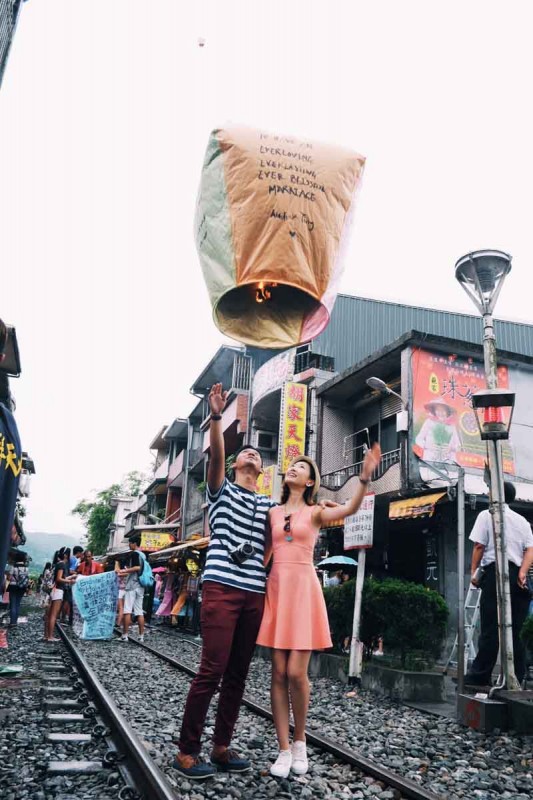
466 482 533 686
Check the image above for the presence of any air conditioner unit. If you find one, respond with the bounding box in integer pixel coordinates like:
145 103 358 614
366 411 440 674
256 430 278 452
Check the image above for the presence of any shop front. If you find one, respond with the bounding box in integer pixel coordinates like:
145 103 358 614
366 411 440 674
149 536 209 635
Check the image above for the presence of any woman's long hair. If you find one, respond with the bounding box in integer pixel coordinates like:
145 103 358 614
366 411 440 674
280 460 317 506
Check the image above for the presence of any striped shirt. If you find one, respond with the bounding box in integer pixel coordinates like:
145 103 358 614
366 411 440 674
203 479 276 594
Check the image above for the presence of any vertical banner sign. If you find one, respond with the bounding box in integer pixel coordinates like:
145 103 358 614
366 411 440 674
424 532 440 590
72 571 119 640
278 382 308 473
256 464 276 497
344 494 375 550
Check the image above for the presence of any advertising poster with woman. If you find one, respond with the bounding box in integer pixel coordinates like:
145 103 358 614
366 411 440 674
412 348 515 473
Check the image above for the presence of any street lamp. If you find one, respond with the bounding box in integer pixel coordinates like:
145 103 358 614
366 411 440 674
366 377 408 432
471 389 515 441
367 378 470 694
455 249 520 690
366 376 407 408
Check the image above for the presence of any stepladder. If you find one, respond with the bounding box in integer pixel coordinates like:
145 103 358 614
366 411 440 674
444 583 481 674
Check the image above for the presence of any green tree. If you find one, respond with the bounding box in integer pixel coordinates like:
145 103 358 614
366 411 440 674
72 471 147 555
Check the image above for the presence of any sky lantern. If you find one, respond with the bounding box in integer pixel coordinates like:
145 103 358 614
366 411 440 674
195 125 365 349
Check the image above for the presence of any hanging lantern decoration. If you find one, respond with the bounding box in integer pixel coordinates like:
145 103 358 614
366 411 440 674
195 125 365 348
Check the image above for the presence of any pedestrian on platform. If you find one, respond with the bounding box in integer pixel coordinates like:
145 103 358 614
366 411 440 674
173 383 277 780
7 560 29 626
466 482 533 687
117 536 145 643
45 548 76 641
257 444 380 778
325 571 341 587
76 550 103 576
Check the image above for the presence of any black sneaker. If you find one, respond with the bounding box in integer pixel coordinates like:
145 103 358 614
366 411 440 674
171 754 216 780
210 748 251 773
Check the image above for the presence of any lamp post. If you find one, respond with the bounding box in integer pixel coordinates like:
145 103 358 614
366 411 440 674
455 249 520 690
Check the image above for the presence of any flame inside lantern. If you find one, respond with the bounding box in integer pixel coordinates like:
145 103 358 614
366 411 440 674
255 282 278 303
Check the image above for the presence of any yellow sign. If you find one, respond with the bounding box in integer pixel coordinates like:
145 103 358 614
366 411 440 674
256 464 276 497
140 531 175 552
278 382 307 473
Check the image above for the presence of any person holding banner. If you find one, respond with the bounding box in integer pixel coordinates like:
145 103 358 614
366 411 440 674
117 536 146 643
257 444 380 779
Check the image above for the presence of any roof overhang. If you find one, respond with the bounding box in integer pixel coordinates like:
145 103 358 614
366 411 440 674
149 426 169 451
190 345 245 395
164 418 188 441
148 536 210 561
317 329 533 405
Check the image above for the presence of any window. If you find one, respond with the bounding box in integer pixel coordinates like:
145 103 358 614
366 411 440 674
380 417 399 453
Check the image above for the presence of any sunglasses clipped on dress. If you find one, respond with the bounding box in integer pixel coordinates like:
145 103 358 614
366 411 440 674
284 515 293 542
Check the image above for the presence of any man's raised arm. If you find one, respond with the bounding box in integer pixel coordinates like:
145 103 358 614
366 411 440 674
207 383 228 494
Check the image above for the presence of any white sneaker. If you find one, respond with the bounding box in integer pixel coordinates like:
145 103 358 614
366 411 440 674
291 740 308 775
270 749 292 778
120 634 129 642
138 634 144 643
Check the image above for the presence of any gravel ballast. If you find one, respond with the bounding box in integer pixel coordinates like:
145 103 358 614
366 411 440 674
2 609 533 800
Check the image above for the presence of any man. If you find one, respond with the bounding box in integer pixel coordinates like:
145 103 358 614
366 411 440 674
0 320 22 592
118 536 145 643
70 546 84 571
466 482 533 687
173 383 276 780
77 550 104 576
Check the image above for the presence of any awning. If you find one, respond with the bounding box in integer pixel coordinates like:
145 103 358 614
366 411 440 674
148 536 210 561
389 492 447 520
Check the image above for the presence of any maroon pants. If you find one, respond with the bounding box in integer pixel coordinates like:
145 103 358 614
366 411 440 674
178 580 264 755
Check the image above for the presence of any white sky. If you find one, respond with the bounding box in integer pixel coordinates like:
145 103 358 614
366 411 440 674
2 0 533 536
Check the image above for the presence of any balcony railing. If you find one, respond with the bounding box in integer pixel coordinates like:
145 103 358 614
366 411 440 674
232 353 252 391
321 448 401 490
168 449 185 484
294 351 335 375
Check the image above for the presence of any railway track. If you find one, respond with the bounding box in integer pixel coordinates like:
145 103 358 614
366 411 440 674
118 628 444 800
38 619 445 799
37 624 180 800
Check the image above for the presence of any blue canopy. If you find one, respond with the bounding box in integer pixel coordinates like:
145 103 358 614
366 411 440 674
316 555 358 569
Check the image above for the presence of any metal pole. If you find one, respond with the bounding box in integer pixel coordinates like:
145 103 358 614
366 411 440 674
482 312 519 690
456 468 466 694
348 548 366 686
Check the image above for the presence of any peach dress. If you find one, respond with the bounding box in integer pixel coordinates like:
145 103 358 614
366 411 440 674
257 505 332 650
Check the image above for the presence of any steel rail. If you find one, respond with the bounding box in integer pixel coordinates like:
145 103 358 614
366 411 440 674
57 625 178 800
127 635 443 800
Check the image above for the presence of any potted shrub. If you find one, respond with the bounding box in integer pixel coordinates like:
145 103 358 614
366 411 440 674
324 577 449 701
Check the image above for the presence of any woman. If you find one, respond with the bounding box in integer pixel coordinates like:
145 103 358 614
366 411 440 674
257 444 380 778
40 562 54 607
45 548 75 642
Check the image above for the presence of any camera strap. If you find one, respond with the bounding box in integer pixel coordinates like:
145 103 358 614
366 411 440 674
246 495 258 545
